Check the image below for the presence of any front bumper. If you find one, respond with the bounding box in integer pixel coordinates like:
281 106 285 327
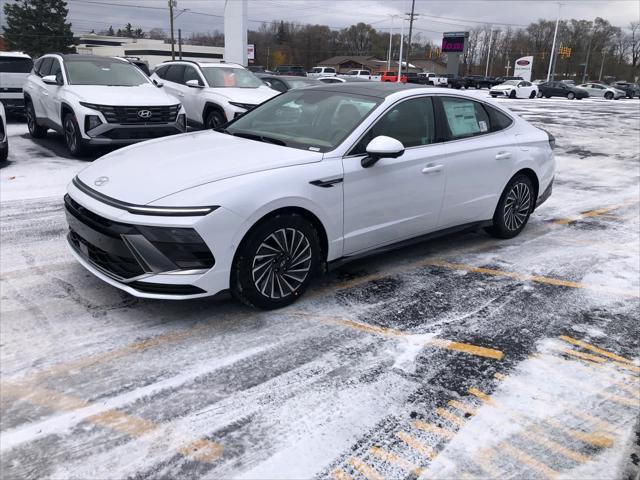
490 89 510 97
84 122 186 145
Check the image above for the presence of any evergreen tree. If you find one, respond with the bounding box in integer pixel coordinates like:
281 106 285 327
107 25 115 36
2 0 74 57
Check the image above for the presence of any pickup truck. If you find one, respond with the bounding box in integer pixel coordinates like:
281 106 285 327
418 72 447 86
463 75 495 89
307 66 337 77
375 71 407 83
340 69 371 79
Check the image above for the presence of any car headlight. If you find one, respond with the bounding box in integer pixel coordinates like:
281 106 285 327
85 115 102 132
177 113 186 130
228 101 257 111
80 102 100 111
135 225 215 269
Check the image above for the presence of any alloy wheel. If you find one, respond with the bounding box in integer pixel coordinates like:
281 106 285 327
503 182 531 231
251 228 312 299
27 106 35 132
65 118 77 152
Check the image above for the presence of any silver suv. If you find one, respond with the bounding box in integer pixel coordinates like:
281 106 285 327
0 52 33 113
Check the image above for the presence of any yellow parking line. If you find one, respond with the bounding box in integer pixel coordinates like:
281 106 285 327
448 399 478 416
476 448 503 477
3 384 223 462
467 387 494 405
553 199 639 225
569 410 619 435
428 260 640 298
522 428 590 463
544 418 613 448
395 431 436 460
429 338 504 360
347 457 384 480
500 443 558 479
331 469 354 480
412 420 456 440
494 372 507 381
559 335 635 365
559 348 640 377
369 446 423 475
435 407 466 427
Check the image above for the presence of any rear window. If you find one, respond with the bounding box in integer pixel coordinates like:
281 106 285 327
0 57 33 73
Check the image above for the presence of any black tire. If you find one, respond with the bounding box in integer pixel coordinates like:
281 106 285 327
485 174 535 239
530 91 537 99
230 213 321 309
475 83 481 89
604 92 613 100
545 95 551 99
0 142 7 163
509 90 517 99
63 112 87 157
536 91 543 98
567 92 575 100
205 108 226 129
26 100 47 138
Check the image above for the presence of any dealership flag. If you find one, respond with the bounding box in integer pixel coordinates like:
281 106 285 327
513 56 533 81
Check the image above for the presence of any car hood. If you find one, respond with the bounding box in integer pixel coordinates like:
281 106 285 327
66 84 179 106
491 84 515 90
77 130 323 205
211 86 278 104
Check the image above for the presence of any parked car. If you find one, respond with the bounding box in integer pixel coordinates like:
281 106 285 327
24 54 187 156
405 72 420 84
537 81 589 99
65 83 554 309
612 81 640 98
463 75 493 89
257 74 319 92
0 51 33 113
273 65 307 76
342 69 371 79
419 72 448 86
152 60 278 129
444 74 464 89
307 66 337 77
119 56 150 76
493 76 524 84
576 83 625 100
247 65 269 73
0 102 7 163
490 80 538 99
318 77 371 84
376 71 407 83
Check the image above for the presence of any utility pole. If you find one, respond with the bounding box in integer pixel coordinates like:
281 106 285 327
485 29 493 77
266 46 270 70
547 2 562 82
404 0 418 76
598 49 606 81
178 28 182 59
386 15 397 71
169 0 176 60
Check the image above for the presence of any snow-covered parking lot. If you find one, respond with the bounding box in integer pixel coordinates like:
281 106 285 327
1 93 639 480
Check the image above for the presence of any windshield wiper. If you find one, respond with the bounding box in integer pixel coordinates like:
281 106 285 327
230 131 287 146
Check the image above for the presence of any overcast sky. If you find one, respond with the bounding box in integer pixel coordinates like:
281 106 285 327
37 0 640 42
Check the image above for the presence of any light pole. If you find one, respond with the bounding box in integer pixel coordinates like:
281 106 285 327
168 0 176 60
387 15 399 71
547 2 562 82
397 15 405 83
485 28 493 77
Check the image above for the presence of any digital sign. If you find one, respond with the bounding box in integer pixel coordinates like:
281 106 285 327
442 37 465 53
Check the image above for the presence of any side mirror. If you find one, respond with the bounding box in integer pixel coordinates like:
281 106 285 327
152 79 164 88
362 136 404 168
263 80 272 87
42 75 59 85
186 79 204 88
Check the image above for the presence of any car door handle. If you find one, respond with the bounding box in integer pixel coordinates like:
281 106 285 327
422 164 443 174
495 151 512 160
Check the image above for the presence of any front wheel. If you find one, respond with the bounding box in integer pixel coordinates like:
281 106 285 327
509 90 517 99
485 174 535 239
26 101 48 138
530 91 537 99
63 113 87 157
604 92 613 100
536 91 543 98
231 214 321 309
567 92 575 100
205 109 226 129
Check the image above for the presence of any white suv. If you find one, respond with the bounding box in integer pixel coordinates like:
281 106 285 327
151 61 278 129
23 54 187 156
308 66 337 77
0 52 33 113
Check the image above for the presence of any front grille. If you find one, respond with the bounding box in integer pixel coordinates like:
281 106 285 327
100 126 180 140
92 104 180 124
65 195 145 279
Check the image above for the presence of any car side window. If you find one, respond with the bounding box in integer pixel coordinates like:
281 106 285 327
33 58 43 75
441 97 491 139
269 78 287 92
484 104 513 132
350 97 436 155
183 66 201 85
49 59 63 83
154 65 168 79
164 65 185 83
38 58 53 77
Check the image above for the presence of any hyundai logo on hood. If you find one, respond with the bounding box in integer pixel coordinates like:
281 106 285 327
516 59 530 66
138 110 152 119
94 176 109 187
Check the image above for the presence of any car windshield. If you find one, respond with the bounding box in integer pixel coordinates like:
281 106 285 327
224 89 381 152
201 67 263 88
0 57 33 73
502 80 520 85
65 59 149 86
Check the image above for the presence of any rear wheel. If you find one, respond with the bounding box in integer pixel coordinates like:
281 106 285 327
231 213 321 309
485 174 535 239
530 90 537 99
536 91 543 98
604 92 613 100
26 101 47 138
509 90 517 99
567 92 575 100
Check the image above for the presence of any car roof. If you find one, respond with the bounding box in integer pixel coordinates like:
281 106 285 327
159 60 244 69
0 51 32 59
42 54 129 63
303 82 428 98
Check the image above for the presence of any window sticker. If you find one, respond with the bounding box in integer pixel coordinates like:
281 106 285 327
443 101 480 137
479 120 488 132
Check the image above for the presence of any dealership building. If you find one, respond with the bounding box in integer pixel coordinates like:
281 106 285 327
74 34 224 68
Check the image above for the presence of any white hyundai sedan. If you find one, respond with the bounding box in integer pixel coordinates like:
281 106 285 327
490 80 538 99
65 84 555 309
